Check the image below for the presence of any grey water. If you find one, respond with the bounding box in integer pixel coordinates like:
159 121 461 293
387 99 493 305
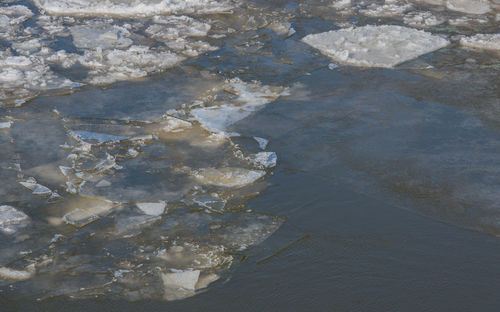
2 0 500 311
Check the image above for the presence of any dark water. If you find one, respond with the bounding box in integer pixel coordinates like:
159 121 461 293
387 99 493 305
2 0 500 310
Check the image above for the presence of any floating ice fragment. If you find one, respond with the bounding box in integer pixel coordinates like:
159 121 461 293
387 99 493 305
302 25 449 68
62 197 116 227
195 273 219 290
460 34 500 51
70 23 132 49
247 152 277 169
193 167 266 188
446 0 491 14
69 130 129 143
136 202 166 216
95 179 112 188
253 137 269 150
162 270 200 291
404 11 446 28
0 205 29 234
19 178 53 197
115 214 161 236
190 79 288 133
160 116 192 133
32 0 235 17
360 3 412 17
0 264 34 281
0 121 12 129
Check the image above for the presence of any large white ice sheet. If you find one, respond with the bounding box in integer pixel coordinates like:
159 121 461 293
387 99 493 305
302 25 449 68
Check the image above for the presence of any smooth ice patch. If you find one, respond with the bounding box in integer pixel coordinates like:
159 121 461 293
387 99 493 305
302 25 449 68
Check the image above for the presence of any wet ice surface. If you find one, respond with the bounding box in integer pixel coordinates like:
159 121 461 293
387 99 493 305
1 0 500 308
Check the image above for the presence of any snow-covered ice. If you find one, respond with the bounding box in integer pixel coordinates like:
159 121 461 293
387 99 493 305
460 34 500 51
302 25 450 68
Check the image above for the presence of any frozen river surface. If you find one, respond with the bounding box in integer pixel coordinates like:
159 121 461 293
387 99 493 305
1 0 500 310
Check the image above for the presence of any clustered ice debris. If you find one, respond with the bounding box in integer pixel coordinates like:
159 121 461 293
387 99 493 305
1 0 499 303
0 0 227 105
302 25 450 68
0 76 286 301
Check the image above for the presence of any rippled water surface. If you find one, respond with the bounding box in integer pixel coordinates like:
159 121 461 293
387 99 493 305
1 0 500 310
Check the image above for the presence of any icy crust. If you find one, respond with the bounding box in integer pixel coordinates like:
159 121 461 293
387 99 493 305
32 0 236 17
302 25 449 68
460 33 500 51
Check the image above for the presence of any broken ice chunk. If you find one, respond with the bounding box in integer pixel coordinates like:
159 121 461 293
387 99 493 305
247 152 277 169
0 264 35 281
69 130 129 143
0 205 29 234
19 178 53 197
192 168 266 188
159 116 192 133
253 136 269 150
0 121 12 129
460 34 500 52
115 214 161 237
446 0 491 14
62 197 116 228
70 23 133 49
162 270 200 291
136 202 166 216
195 273 219 290
302 25 449 68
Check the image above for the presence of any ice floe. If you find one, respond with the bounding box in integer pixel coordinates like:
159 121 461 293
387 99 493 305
446 0 491 14
302 25 450 68
460 33 500 51
32 0 236 17
0 205 29 235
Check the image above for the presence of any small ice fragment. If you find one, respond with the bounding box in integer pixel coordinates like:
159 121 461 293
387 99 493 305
302 25 449 68
0 121 12 129
162 270 200 290
195 273 219 290
69 130 129 143
328 63 339 70
95 179 112 188
62 198 115 228
115 214 161 236
253 137 269 150
0 265 34 281
193 167 266 188
160 116 192 133
32 184 52 197
248 152 277 169
0 205 29 234
446 0 491 14
460 34 500 51
136 202 166 216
